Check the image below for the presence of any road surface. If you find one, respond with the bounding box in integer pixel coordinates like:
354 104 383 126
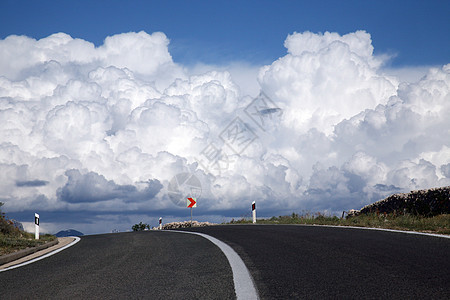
2 225 449 299
183 225 450 299
0 231 235 299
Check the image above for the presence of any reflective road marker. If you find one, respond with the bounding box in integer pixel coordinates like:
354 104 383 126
35 213 39 240
252 201 256 224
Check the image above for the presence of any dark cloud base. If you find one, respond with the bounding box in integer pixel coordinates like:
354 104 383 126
57 169 162 203
16 180 49 187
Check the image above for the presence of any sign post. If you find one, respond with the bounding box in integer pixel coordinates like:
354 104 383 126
159 217 162 230
35 213 40 240
187 197 197 226
252 201 256 224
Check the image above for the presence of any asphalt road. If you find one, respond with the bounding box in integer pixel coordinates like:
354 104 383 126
2 225 449 299
182 225 450 299
0 231 235 299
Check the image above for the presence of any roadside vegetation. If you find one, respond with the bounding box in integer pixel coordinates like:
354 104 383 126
131 222 151 231
0 202 56 256
227 212 450 235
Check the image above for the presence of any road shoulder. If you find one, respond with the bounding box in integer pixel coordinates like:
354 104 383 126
0 237 74 270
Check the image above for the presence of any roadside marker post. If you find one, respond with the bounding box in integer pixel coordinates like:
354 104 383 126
159 217 162 230
252 201 256 224
35 213 39 240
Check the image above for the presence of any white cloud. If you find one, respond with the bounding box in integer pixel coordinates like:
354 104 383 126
284 31 379 66
258 30 398 135
0 31 184 90
381 65 432 84
189 62 261 97
0 31 448 234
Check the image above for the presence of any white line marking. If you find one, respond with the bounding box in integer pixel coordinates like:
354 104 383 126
169 230 259 300
0 236 81 272
290 224 450 239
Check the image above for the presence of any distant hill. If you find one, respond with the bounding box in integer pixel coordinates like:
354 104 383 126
55 229 84 237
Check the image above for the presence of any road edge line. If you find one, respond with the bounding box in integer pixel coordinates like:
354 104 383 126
288 224 450 238
169 230 259 300
0 236 81 272
223 223 450 238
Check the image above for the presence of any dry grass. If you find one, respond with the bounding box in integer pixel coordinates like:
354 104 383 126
0 211 56 255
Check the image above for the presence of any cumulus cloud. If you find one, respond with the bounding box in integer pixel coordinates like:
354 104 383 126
0 31 184 89
259 31 398 135
0 30 448 234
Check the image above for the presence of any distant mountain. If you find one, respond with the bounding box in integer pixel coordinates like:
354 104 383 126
55 229 84 237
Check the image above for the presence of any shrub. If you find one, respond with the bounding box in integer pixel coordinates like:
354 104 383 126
0 206 21 236
132 222 150 231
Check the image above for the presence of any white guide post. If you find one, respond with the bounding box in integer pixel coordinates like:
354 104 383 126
159 217 162 230
252 201 256 224
35 213 40 240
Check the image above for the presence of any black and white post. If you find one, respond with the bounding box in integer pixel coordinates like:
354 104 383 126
252 201 256 224
159 217 162 230
34 213 40 240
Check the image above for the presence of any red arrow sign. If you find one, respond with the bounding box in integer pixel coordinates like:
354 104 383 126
187 197 197 208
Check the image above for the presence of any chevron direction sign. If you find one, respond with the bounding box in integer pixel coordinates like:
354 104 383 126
187 197 197 208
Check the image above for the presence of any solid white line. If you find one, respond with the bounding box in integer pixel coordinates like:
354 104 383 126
169 230 259 300
0 236 81 272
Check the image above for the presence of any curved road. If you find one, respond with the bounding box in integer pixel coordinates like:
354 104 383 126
183 225 450 299
1 225 449 299
0 231 235 299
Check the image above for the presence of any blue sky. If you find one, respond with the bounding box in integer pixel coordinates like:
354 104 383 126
1 0 449 66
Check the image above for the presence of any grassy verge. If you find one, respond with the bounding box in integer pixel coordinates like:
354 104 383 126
0 211 56 256
227 213 450 235
0 232 56 256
